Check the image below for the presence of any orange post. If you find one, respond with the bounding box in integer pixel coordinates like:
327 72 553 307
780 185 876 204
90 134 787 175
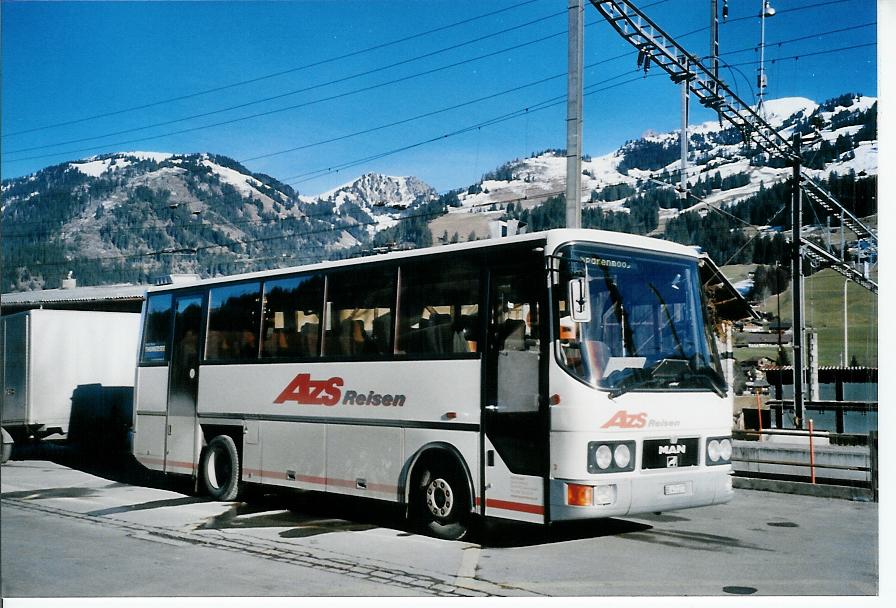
808 419 816 484
755 389 763 437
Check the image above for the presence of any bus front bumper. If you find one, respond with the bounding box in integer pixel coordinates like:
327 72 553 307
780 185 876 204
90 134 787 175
548 466 734 521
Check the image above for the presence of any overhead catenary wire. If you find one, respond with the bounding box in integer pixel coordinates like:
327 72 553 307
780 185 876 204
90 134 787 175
0 0 552 139
4 16 571 158
279 39 877 188
2 7 869 169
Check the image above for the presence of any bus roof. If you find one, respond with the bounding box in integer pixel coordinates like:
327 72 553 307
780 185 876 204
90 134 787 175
145 228 701 293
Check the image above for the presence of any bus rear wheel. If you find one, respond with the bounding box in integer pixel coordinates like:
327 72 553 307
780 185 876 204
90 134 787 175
412 462 470 541
200 435 241 501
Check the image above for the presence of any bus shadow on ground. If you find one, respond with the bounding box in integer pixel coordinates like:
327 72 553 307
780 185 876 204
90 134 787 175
10 442 652 546
479 517 652 548
8 440 196 496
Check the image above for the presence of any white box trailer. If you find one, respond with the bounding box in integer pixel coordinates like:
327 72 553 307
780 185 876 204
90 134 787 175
1 309 141 458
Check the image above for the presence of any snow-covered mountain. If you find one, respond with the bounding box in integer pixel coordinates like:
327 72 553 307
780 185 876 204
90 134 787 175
445 95 877 218
317 173 439 233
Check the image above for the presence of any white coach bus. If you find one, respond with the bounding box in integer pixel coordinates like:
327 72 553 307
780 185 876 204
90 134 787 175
132 228 733 539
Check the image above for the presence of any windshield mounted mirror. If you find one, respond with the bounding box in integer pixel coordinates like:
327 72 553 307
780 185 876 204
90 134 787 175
567 277 591 323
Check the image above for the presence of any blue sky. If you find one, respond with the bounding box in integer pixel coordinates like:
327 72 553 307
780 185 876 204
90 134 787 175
1 0 877 195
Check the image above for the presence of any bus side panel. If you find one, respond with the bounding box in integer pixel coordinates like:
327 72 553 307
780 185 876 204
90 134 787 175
253 419 326 490
133 414 168 470
405 428 480 510
482 435 545 523
195 360 481 425
326 425 403 500
133 366 170 470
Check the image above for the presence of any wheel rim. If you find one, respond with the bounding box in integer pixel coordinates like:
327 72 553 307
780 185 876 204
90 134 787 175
425 477 454 519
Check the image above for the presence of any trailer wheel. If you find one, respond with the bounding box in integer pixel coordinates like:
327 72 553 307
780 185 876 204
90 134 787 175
411 460 470 541
200 435 241 501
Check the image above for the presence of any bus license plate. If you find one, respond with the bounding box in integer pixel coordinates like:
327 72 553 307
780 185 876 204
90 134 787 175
664 483 688 496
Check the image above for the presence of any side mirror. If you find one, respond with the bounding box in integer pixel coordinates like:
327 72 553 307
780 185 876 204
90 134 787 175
567 277 591 323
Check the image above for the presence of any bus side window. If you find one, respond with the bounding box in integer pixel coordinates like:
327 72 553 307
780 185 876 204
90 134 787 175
324 266 396 358
206 282 262 361
260 274 324 359
397 260 480 357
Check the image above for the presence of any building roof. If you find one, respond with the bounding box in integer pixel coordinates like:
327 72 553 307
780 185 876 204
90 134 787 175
1 283 146 314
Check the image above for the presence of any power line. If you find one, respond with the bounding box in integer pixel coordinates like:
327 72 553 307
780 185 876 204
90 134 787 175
723 22 875 57
1 0 550 139
3 32 572 166
281 73 651 186
722 0 851 24
5 1 858 169
4 11 568 157
279 35 877 189
1 1 682 166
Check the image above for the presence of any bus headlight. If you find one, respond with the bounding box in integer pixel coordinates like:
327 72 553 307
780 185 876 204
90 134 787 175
588 440 636 473
614 443 631 469
719 438 732 461
595 445 613 470
707 440 721 462
706 436 732 465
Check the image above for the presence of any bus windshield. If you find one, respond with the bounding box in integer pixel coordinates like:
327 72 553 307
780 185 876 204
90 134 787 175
554 244 725 397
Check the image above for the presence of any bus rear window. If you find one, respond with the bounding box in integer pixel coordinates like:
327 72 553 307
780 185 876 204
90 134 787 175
141 294 173 364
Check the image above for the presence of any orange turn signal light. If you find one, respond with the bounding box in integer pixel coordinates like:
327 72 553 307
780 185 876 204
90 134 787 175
566 483 593 507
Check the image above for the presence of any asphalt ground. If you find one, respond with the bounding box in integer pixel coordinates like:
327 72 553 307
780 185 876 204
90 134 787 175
0 444 882 603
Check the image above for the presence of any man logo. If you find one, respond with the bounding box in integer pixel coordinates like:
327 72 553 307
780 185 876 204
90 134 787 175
658 444 687 455
667 455 679 467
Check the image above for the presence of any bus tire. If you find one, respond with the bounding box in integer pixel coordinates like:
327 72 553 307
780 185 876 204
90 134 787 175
1 428 13 465
411 461 470 541
200 435 241 501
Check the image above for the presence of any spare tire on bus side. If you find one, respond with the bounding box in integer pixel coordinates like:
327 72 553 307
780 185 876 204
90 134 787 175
200 435 242 501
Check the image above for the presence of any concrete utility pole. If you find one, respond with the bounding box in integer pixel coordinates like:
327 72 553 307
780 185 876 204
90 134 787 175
680 57 689 200
566 0 584 229
791 134 805 427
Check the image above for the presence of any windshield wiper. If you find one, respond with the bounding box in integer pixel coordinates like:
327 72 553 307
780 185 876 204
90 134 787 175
606 361 680 398
606 359 727 399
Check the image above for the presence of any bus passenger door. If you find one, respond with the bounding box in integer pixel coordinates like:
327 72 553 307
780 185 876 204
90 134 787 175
483 260 547 523
165 294 203 475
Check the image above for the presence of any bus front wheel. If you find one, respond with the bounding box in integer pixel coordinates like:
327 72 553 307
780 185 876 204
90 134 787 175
412 462 470 541
200 435 241 501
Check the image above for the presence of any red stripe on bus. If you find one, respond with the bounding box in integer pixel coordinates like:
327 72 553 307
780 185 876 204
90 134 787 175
166 460 195 470
483 498 544 515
